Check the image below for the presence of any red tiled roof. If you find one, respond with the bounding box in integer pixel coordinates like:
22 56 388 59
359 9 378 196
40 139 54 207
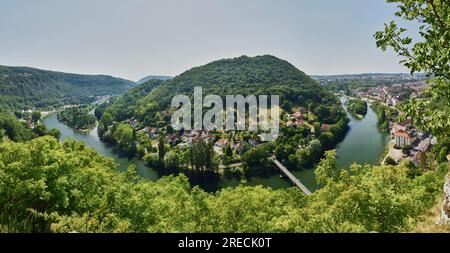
397 119 412 127
394 130 412 139
293 112 302 118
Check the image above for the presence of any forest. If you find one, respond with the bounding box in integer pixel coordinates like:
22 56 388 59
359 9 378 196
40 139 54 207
0 65 135 111
0 135 446 232
57 106 97 130
346 99 368 118
371 101 399 132
102 55 340 127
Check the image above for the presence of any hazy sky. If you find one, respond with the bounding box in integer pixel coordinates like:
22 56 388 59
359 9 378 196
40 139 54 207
0 0 417 81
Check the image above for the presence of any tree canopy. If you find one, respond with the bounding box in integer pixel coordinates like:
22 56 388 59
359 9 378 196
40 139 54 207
0 136 446 232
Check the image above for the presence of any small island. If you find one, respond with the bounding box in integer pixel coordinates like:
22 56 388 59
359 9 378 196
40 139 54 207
346 99 368 119
57 106 96 131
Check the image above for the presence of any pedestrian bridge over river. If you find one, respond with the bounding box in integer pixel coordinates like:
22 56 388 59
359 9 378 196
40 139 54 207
270 157 312 195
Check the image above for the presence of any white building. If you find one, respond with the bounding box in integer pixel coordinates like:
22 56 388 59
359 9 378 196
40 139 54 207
394 130 414 148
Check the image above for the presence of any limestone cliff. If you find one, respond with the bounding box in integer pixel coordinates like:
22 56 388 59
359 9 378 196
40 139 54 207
438 176 450 225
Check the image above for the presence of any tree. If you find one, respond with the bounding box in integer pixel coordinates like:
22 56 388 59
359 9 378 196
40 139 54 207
384 156 397 166
242 146 270 174
158 136 166 163
47 128 62 141
114 123 136 154
144 152 161 168
189 140 215 171
374 0 449 138
224 144 233 157
0 136 447 233
33 124 47 137
315 150 339 185
31 111 41 123
164 151 180 170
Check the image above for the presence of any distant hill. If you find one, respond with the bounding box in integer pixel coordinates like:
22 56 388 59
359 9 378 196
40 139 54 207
105 55 341 125
137 75 173 84
104 79 165 121
0 65 136 111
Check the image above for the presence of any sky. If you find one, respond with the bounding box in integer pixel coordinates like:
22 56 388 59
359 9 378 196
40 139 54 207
0 0 418 81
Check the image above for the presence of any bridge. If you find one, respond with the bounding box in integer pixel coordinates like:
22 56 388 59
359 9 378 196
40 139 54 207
271 157 312 195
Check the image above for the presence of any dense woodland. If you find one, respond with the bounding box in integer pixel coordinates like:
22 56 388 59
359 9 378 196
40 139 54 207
57 106 97 130
97 79 165 122
103 55 341 126
0 135 446 232
371 101 399 132
346 99 368 118
0 65 135 111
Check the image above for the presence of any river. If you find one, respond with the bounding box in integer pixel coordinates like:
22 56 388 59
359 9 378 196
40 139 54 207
43 97 389 192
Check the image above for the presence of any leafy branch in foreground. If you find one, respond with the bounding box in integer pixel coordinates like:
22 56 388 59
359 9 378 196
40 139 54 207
374 0 449 137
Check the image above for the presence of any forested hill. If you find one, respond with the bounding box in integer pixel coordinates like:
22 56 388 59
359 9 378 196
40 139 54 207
0 65 136 111
106 55 340 125
137 75 173 84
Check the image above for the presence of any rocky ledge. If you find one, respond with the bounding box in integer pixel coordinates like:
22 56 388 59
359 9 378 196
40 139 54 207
438 176 450 225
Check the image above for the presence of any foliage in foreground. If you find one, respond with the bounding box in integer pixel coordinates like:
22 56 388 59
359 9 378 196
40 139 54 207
375 0 449 138
0 136 446 233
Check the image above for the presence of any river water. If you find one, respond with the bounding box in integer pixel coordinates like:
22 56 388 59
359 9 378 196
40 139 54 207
43 97 388 192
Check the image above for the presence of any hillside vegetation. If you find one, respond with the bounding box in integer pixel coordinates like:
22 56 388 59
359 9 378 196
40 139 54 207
0 136 446 232
105 55 341 126
0 65 135 111
137 75 172 84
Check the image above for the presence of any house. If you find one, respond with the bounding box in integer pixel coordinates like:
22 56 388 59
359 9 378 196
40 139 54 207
411 151 425 166
394 130 414 148
234 142 245 155
295 119 305 125
205 134 215 142
183 130 197 138
392 119 413 133
27 119 35 129
286 120 295 127
299 107 307 113
416 138 431 152
144 126 158 135
215 139 229 148
126 118 139 129
287 119 304 128
292 112 303 119
167 133 180 145
248 138 260 147
320 124 330 132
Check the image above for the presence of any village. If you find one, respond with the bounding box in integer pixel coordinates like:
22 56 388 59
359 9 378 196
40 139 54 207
386 119 438 166
355 81 428 106
120 106 330 171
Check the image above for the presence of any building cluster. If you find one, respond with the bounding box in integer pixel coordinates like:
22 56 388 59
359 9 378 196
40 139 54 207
177 130 215 147
286 111 305 127
356 81 427 106
390 119 437 165
314 73 426 86
124 118 140 129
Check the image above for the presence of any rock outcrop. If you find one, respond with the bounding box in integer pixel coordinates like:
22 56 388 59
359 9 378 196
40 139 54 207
438 176 450 225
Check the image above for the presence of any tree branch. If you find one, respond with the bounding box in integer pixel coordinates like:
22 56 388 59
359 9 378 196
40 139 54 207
427 0 447 30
